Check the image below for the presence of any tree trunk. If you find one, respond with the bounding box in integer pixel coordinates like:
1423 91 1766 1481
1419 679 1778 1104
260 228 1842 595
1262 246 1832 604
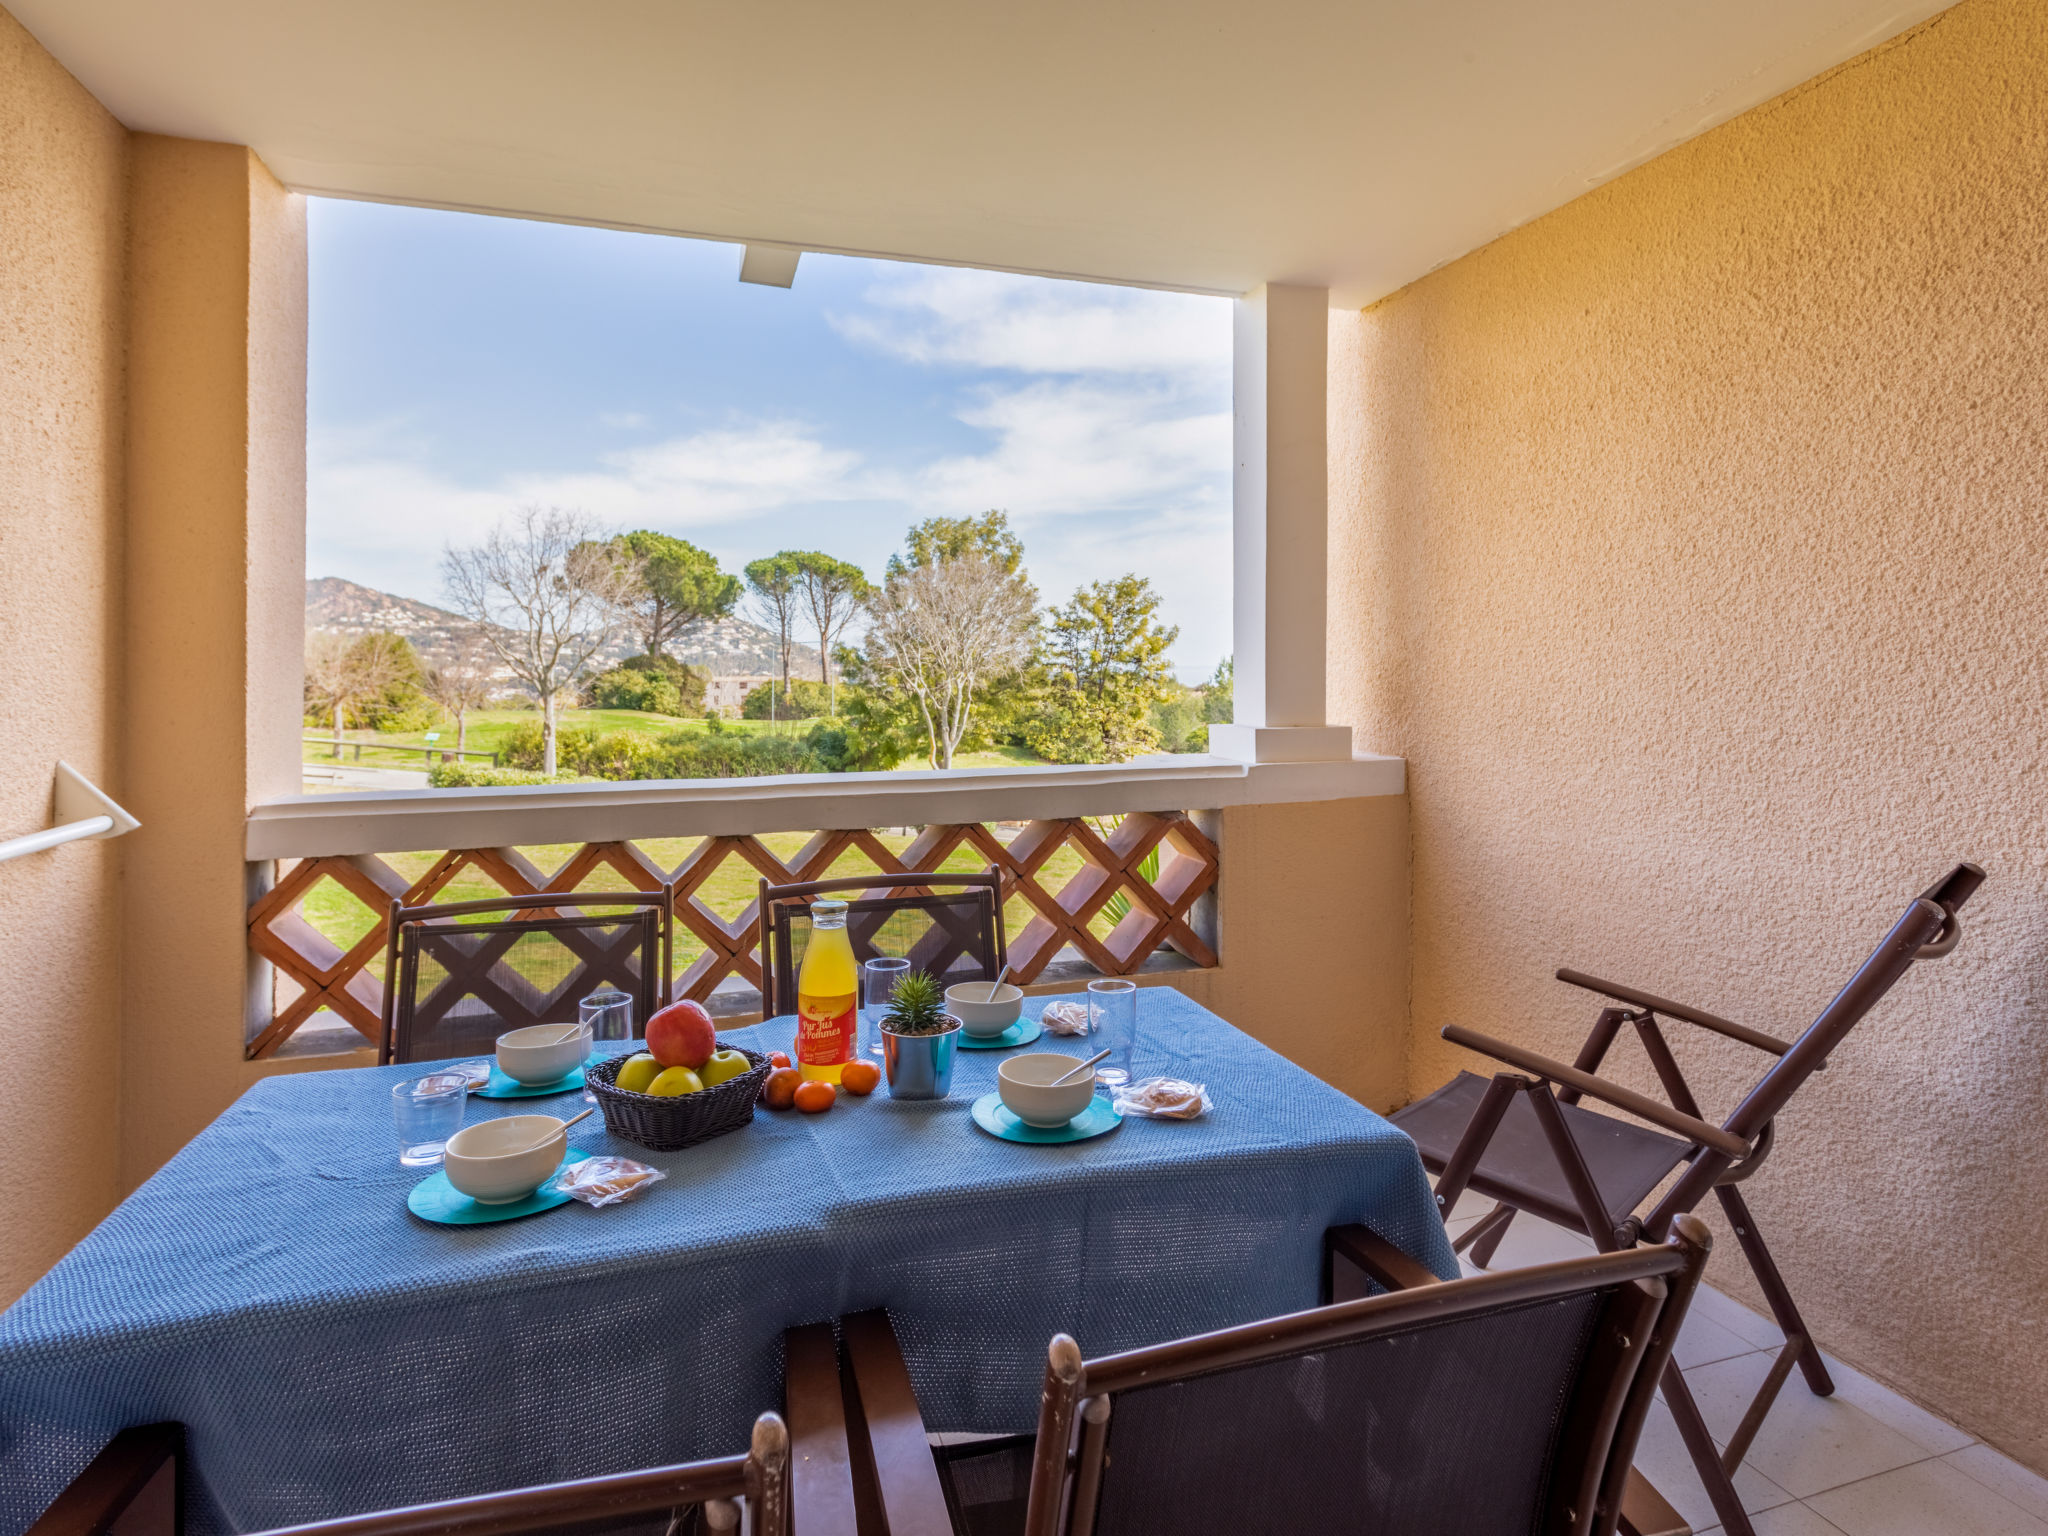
455 708 467 753
332 701 344 758
542 691 558 776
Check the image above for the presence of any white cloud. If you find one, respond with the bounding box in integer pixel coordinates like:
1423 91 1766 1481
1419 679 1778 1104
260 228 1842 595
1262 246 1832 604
310 268 1235 672
912 380 1227 521
832 267 1231 378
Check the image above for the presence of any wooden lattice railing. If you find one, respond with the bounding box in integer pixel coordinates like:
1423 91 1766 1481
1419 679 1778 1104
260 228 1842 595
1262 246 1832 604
246 813 1219 1059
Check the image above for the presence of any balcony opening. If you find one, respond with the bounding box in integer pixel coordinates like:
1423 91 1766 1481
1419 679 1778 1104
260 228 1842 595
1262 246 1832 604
304 198 1234 795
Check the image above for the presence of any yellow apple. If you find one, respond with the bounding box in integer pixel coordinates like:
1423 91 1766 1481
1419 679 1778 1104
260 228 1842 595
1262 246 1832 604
699 1049 750 1088
647 1066 704 1096
615 1052 663 1094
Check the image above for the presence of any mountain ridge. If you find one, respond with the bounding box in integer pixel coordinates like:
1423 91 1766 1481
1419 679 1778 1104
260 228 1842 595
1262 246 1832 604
306 576 818 678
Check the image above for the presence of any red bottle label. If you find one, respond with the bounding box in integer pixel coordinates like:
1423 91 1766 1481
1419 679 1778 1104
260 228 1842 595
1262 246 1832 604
797 992 857 1067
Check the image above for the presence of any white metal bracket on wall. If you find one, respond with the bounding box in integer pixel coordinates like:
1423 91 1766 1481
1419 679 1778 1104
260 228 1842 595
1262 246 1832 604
0 762 140 863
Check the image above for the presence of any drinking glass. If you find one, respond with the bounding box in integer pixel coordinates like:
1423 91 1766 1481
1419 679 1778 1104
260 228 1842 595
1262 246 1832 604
862 957 911 1058
392 1074 468 1167
1088 979 1139 1089
580 990 634 1103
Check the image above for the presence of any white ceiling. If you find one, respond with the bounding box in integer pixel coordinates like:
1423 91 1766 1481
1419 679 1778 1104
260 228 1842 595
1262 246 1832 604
16 0 1950 305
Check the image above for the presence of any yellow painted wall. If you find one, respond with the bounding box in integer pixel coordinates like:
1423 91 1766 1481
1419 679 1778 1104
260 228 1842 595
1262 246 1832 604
1172 797 1411 1113
1332 0 2047 1470
122 136 308 1190
0 6 309 1306
0 8 129 1304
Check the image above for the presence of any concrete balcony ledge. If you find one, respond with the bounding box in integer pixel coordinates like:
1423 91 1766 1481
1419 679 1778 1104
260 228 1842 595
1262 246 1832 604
245 753 1404 860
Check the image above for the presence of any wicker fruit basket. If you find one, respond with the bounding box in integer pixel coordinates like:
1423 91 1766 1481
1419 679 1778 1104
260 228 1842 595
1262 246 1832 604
585 1040 770 1151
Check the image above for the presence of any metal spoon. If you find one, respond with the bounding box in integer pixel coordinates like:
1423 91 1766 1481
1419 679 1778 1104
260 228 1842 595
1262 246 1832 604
983 964 1012 1002
1049 1049 1112 1087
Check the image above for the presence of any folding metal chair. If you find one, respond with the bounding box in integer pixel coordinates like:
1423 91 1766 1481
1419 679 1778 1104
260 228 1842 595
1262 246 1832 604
757 872 1005 1017
379 889 674 1065
822 1218 1713 1536
1391 861 1984 1536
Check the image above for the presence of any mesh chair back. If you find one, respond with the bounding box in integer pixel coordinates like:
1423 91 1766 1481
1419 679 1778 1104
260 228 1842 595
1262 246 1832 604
759 874 1004 1016
384 896 668 1065
1091 1292 1604 1536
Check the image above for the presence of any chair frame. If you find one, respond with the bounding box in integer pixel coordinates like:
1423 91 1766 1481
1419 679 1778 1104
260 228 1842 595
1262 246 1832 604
243 1414 789 1536
378 889 675 1066
31 1343 824 1536
1411 862 1984 1536
756 872 1007 1019
833 1218 1713 1536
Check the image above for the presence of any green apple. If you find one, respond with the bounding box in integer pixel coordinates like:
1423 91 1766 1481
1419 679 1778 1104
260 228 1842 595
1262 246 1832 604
647 1065 704 1096
615 1052 663 1094
699 1049 750 1088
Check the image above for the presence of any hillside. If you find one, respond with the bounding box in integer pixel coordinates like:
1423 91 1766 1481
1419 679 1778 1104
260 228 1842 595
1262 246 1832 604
306 577 817 677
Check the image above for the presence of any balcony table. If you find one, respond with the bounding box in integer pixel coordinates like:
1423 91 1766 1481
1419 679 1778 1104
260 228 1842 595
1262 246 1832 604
0 988 1454 1536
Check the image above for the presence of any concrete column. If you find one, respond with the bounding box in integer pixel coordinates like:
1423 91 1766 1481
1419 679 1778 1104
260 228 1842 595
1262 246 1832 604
1209 284 1354 764
121 136 307 1191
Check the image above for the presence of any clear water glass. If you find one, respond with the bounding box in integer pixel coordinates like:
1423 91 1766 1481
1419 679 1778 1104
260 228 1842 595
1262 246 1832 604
580 990 634 1102
1088 979 1139 1089
392 1074 468 1167
862 957 911 1058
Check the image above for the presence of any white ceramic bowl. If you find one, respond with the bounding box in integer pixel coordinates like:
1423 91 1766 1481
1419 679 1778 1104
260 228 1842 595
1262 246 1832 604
442 1114 568 1204
947 981 1023 1038
495 1023 591 1085
997 1052 1098 1128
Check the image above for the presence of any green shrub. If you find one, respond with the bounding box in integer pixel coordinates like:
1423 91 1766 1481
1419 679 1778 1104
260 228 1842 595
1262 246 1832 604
644 731 822 779
587 667 683 715
428 761 586 788
742 678 831 719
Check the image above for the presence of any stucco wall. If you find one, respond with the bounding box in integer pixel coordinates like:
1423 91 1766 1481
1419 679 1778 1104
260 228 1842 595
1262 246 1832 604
1332 0 2047 1470
0 9 129 1304
1173 795 1411 1113
122 136 309 1191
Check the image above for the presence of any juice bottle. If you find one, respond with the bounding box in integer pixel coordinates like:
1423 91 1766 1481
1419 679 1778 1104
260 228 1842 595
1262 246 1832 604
796 899 858 1083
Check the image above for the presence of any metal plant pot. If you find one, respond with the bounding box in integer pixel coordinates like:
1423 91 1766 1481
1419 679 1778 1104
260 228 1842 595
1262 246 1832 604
881 1017 962 1100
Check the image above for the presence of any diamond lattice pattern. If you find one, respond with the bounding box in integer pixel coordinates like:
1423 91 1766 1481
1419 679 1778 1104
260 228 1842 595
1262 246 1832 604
247 815 1218 1059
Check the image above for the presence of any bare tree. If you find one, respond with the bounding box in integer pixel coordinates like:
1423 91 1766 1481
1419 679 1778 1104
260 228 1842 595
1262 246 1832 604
421 627 497 754
304 630 407 758
442 506 634 775
863 552 1037 768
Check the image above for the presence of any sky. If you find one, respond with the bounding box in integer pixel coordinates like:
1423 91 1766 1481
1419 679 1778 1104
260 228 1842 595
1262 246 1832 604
307 198 1233 678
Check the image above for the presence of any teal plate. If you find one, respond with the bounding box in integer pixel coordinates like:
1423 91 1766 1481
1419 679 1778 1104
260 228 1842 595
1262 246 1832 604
970 1092 1122 1144
407 1150 593 1225
478 1064 585 1098
957 1018 1043 1051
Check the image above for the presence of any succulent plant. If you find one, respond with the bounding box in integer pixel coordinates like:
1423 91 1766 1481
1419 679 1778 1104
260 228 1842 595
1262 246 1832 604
881 969 954 1036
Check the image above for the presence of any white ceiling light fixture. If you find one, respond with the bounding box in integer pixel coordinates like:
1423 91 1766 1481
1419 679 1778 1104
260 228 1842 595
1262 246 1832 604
738 246 801 287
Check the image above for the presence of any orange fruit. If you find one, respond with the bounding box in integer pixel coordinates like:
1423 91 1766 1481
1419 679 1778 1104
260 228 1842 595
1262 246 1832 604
768 1050 791 1069
840 1061 881 1096
793 1080 836 1114
761 1068 802 1110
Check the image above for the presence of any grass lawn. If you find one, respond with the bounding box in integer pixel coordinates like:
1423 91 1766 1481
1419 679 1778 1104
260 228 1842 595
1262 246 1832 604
303 711 1059 775
297 829 1099 984
301 709 814 770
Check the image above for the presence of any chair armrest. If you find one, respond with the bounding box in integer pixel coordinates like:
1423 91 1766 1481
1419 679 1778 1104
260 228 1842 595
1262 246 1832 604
1618 1465 1690 1535
1325 1225 1440 1297
838 1311 954 1536
28 1423 183 1536
1441 1024 1751 1161
782 1325 863 1536
1556 969 1795 1058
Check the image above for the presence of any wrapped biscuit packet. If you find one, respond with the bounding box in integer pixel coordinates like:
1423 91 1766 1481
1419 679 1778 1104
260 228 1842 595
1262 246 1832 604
445 1060 493 1093
1041 1000 1091 1036
546 1156 666 1208
1112 1078 1212 1120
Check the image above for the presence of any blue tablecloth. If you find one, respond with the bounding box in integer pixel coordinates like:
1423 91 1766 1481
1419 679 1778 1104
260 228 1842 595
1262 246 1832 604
0 989 1453 1535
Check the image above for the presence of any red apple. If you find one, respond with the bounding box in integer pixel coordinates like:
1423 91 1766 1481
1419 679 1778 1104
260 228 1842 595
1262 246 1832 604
647 999 716 1070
